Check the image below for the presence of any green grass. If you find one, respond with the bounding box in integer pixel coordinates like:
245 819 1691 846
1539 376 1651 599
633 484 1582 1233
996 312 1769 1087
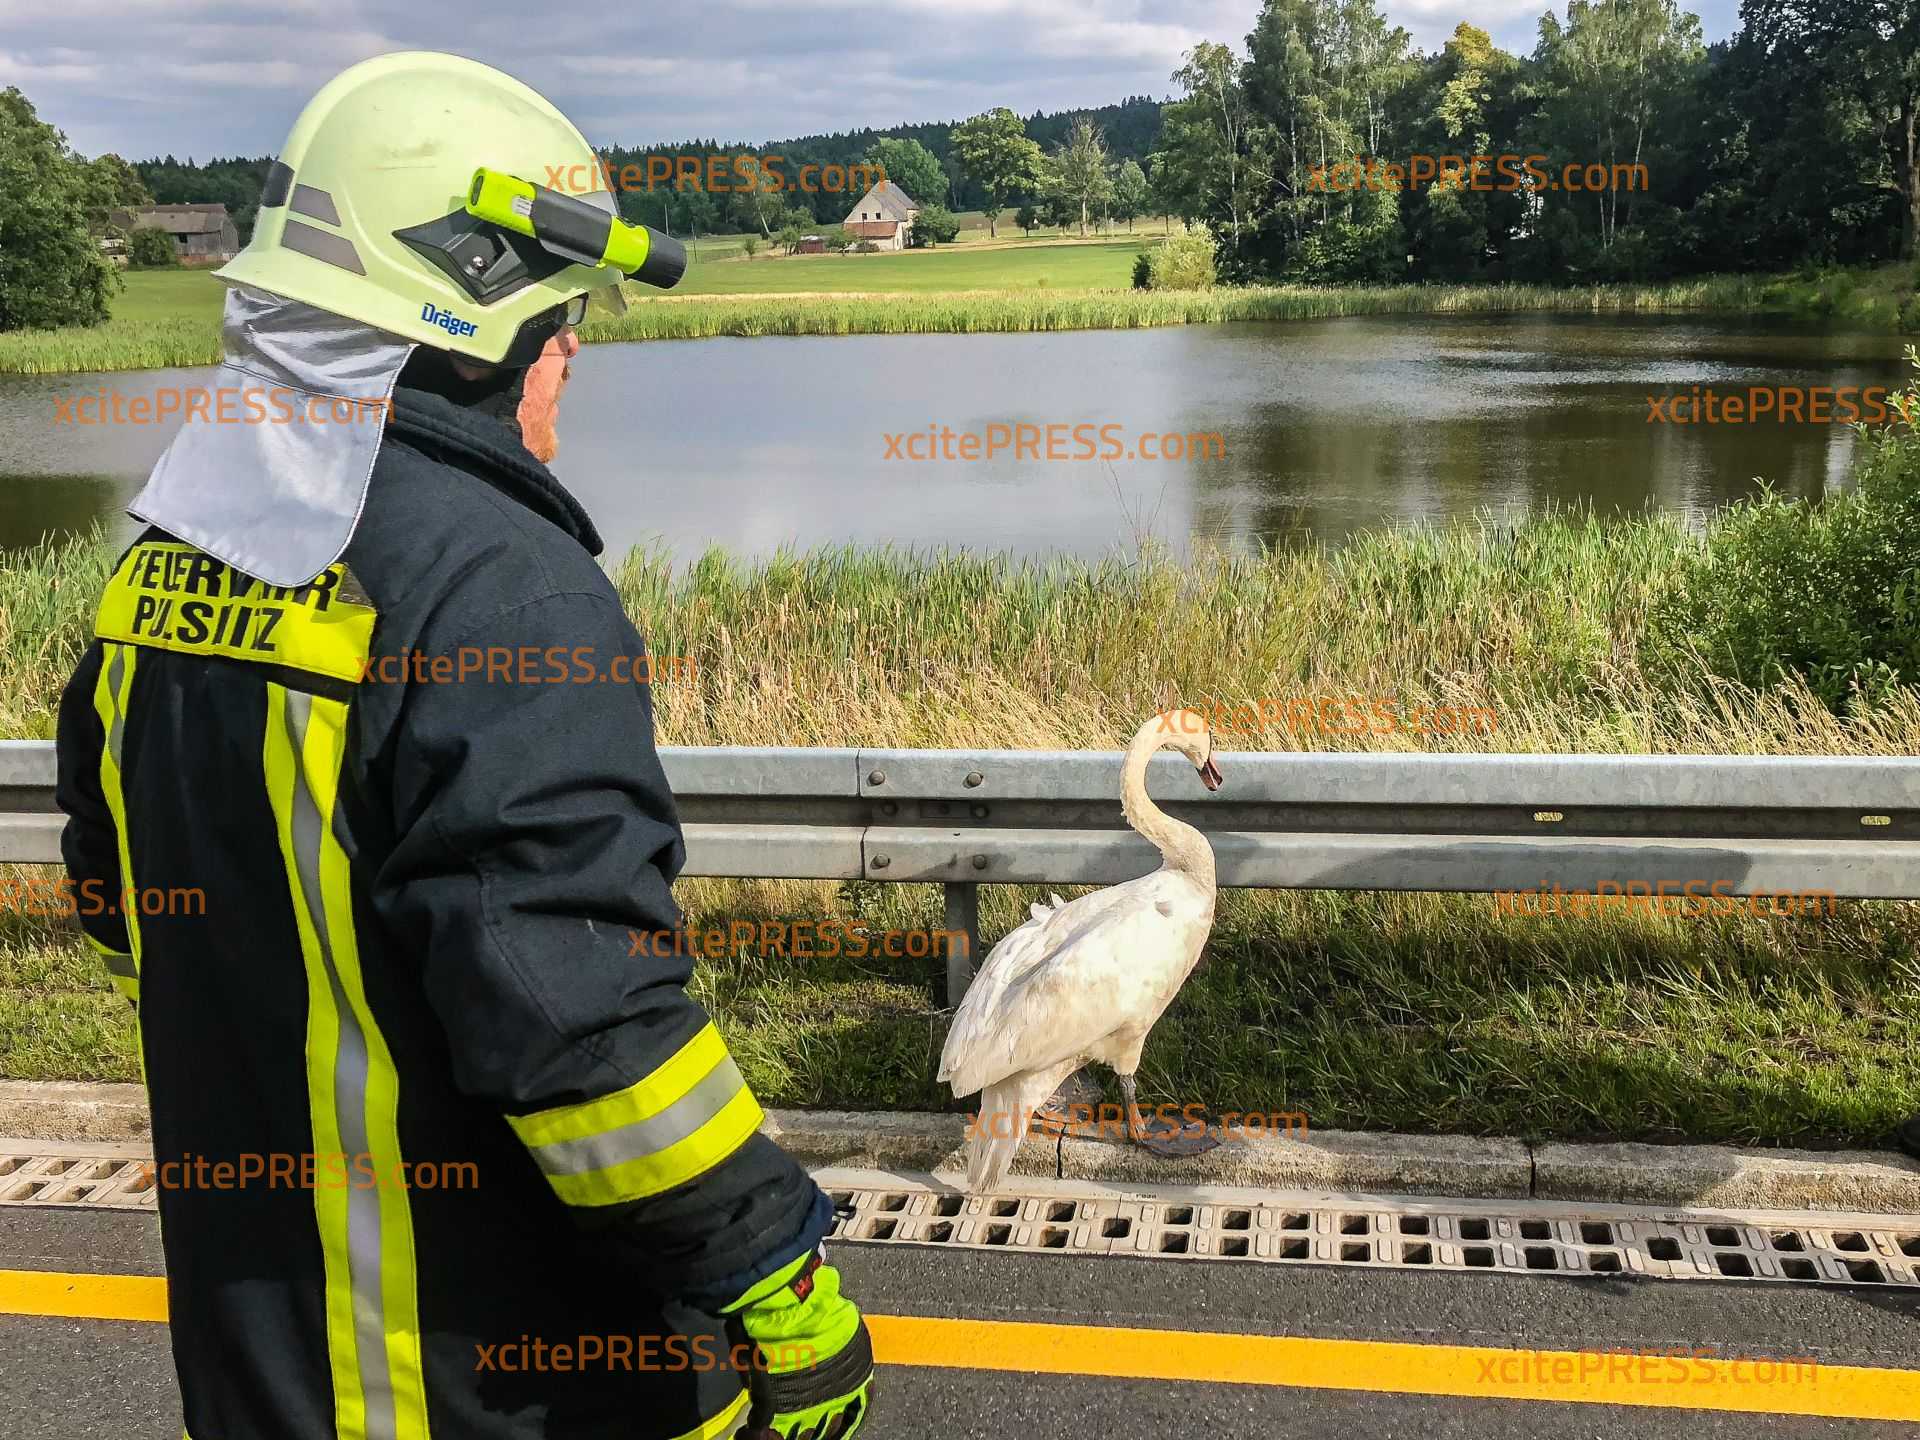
586 274 1783 342
4 515 1916 1144
665 237 1147 295
0 259 1880 375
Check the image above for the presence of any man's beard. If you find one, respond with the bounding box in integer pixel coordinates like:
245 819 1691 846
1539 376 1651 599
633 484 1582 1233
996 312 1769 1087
518 363 570 463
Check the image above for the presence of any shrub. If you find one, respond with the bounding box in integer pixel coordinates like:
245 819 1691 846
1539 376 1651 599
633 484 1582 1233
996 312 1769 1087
1647 352 1920 710
910 204 961 247
126 225 177 268
1131 251 1152 290
1139 228 1215 291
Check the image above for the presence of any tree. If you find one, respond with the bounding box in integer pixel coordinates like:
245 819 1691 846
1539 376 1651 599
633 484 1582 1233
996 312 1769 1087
0 87 115 330
865 137 947 207
1745 0 1920 259
911 203 962 246
1052 116 1114 236
733 182 788 238
1157 42 1274 273
950 108 1045 236
127 225 178 267
1015 202 1039 235
1113 158 1150 230
1534 0 1704 253
740 233 760 258
83 153 150 233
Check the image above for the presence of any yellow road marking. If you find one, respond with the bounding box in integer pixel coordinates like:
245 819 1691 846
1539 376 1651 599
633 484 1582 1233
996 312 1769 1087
3 1270 1917 1422
0 1269 168 1323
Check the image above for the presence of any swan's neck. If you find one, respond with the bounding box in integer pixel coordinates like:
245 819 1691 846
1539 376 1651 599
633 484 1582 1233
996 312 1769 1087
1121 734 1216 890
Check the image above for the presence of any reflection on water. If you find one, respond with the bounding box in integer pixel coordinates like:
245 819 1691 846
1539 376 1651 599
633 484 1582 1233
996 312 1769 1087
0 314 1906 561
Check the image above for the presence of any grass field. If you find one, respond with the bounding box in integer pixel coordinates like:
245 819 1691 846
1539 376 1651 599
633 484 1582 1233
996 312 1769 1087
668 236 1146 295
12 252 1911 374
3 511 1916 1146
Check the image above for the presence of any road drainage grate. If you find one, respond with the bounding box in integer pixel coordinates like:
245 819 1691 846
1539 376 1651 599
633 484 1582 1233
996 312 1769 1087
823 1182 1920 1288
0 1149 156 1210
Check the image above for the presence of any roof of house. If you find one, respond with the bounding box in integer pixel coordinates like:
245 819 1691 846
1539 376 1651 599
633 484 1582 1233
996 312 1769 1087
109 204 234 236
846 220 904 239
845 180 917 223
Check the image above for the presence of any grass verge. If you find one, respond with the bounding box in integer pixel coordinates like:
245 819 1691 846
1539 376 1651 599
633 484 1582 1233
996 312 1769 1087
0 263 1878 375
2 515 1915 1144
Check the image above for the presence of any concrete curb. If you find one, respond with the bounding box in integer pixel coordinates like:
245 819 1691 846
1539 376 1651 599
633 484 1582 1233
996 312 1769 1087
0 1081 152 1143
8 1082 1918 1213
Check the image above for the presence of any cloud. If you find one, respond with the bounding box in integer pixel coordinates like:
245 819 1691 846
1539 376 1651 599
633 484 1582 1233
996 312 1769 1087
1 0 1740 161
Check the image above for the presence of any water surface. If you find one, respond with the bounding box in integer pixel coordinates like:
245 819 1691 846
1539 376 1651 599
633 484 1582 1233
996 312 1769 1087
1 314 1905 560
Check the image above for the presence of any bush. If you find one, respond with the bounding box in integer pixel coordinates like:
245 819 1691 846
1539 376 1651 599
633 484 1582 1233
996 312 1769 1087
1139 228 1215 291
126 225 177 268
910 204 961 247
1131 251 1152 290
1647 353 1920 710
740 234 760 259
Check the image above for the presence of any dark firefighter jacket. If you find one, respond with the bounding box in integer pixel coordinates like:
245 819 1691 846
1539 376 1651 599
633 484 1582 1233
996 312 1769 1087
54 386 831 1440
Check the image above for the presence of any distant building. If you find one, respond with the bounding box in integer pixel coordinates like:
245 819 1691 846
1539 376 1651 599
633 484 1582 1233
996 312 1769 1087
107 204 241 263
843 180 918 251
796 234 827 255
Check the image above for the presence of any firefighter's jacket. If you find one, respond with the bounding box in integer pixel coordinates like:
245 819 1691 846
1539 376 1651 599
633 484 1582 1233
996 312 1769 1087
55 386 830 1440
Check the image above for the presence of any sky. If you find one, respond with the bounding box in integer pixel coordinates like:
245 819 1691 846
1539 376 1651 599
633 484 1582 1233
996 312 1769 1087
0 0 1740 163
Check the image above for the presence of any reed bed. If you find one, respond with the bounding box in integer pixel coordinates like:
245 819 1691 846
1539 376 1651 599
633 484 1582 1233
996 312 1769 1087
0 317 226 377
4 517 1914 1146
2 275 1776 375
586 276 1772 343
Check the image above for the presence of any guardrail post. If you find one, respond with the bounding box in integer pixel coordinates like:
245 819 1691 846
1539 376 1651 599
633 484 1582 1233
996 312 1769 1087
943 881 980 1009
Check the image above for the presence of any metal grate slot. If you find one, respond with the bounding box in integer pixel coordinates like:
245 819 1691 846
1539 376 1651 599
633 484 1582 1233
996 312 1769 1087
815 1179 1920 1289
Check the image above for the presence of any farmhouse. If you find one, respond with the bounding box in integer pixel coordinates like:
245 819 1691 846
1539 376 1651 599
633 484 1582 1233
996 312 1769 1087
843 180 918 251
108 204 241 263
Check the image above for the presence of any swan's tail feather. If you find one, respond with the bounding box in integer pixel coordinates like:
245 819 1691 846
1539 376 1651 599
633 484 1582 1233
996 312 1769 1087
966 1075 1052 1192
967 1079 1023 1192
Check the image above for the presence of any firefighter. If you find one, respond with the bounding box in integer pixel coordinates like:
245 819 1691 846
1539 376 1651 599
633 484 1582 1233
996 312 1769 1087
54 51 872 1440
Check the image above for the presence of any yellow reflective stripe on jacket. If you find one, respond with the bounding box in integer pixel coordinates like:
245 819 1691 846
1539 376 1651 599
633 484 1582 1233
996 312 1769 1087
96 541 376 684
675 1388 749 1440
90 642 143 969
507 1022 764 1207
264 683 430 1440
85 933 140 1006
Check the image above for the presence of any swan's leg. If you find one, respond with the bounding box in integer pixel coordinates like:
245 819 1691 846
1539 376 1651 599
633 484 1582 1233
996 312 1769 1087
1118 1072 1220 1158
1027 1068 1100 1136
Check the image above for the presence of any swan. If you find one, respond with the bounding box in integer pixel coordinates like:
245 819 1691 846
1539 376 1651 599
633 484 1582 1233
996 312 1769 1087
938 708 1224 1192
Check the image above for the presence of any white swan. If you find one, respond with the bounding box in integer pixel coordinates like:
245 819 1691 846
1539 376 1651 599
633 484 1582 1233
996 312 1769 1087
938 709 1223 1191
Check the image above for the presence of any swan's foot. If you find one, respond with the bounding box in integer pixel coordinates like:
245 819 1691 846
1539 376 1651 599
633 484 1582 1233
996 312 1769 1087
1027 1070 1103 1136
1135 1125 1222 1159
1115 1072 1221 1158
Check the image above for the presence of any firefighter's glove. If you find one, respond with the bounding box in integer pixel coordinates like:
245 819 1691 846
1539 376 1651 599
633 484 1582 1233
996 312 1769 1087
727 1247 873 1439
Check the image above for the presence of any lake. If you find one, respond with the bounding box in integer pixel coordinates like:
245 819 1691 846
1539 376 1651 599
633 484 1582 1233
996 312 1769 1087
1 313 1907 561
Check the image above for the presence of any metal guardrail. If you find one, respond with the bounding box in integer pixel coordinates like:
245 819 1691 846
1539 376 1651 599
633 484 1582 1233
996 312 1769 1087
4 741 1916 1005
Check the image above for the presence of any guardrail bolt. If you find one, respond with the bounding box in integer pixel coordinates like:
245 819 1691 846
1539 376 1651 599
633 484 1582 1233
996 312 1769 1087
881 801 898 816
971 854 989 871
970 804 988 819
964 771 984 788
867 769 887 787
870 855 890 870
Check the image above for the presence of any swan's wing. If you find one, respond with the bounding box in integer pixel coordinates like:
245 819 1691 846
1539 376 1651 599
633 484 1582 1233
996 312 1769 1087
938 874 1206 1097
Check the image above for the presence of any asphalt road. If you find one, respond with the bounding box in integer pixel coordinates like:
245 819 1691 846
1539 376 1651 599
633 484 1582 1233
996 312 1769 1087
4 1205 1919 1438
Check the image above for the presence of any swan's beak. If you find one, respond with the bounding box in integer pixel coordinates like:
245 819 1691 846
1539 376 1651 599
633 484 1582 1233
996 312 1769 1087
1199 756 1224 791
